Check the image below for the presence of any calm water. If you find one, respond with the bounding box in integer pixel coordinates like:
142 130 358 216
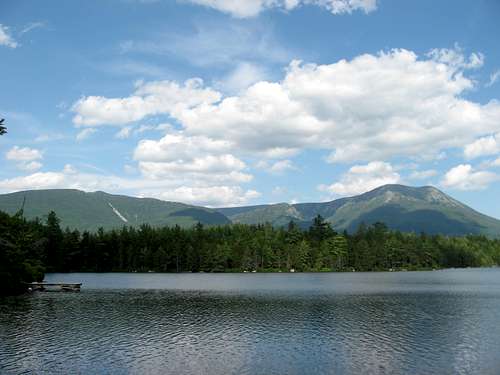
1 270 500 375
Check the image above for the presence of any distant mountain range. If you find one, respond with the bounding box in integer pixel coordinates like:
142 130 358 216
218 185 500 237
0 185 499 237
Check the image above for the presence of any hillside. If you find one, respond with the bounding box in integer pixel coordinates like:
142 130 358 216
1 185 499 237
217 185 500 237
0 189 229 231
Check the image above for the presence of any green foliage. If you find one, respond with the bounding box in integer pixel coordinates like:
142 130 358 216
0 210 46 295
2 185 500 238
2 207 500 296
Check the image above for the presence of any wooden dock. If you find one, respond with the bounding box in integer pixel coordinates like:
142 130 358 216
28 282 82 292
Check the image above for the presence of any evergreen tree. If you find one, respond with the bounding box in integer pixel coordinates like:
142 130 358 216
0 118 6 135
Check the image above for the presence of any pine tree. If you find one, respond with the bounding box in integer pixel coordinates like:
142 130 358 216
0 118 6 135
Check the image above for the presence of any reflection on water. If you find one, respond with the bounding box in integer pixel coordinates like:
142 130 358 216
1 269 500 374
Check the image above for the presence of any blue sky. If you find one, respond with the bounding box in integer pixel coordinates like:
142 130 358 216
1 0 500 217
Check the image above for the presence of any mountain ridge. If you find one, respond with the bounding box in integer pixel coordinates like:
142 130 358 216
217 184 500 237
0 185 499 237
0 189 230 231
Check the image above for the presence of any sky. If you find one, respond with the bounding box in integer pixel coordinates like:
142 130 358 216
1 0 500 217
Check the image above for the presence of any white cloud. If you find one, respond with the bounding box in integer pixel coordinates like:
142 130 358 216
119 22 291 68
408 169 438 180
0 24 18 48
73 78 220 126
20 21 45 35
18 161 43 172
76 128 97 141
319 0 377 14
115 124 157 139
441 164 498 191
146 186 260 207
185 0 377 18
134 133 232 162
115 126 133 139
256 159 296 174
72 47 500 166
486 70 500 87
464 134 500 159
6 146 43 161
134 133 250 182
178 48 500 162
186 0 270 18
63 164 77 174
319 161 401 197
177 79 324 157
216 62 268 93
0 172 65 191
492 157 500 167
427 45 484 70
6 146 44 172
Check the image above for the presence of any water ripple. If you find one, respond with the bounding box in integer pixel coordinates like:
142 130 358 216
1 270 500 374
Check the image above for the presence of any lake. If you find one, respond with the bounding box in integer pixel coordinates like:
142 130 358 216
1 269 500 374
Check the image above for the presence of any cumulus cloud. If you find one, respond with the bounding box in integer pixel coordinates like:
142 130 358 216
0 172 65 191
0 24 17 48
6 146 43 161
76 128 97 141
74 47 500 164
145 186 260 207
185 0 377 18
6 146 44 172
182 48 500 162
72 78 220 126
441 164 498 190
134 133 232 162
427 45 484 70
133 133 250 182
319 161 401 197
464 134 500 159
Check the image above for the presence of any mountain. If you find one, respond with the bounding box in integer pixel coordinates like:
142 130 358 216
0 185 499 237
0 189 230 231
217 185 500 237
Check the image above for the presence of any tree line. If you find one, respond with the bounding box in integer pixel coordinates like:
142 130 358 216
2 209 500 295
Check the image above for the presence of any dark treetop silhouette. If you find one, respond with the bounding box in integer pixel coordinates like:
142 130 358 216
0 118 6 136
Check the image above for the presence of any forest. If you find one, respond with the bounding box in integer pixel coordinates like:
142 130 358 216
2 208 500 295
